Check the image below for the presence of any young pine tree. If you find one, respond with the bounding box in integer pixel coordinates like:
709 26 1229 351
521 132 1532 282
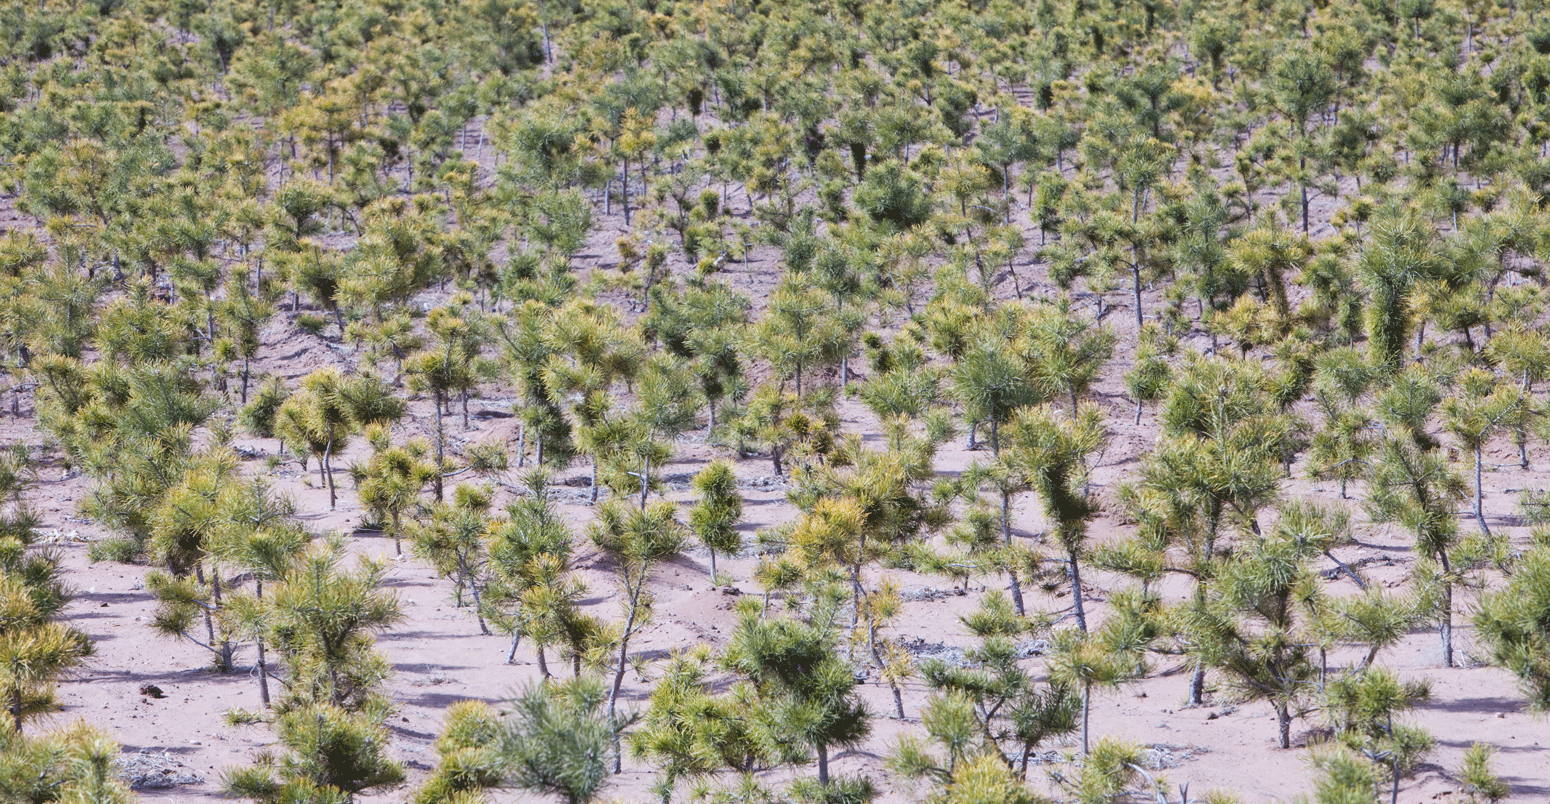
1441 368 1525 537
631 646 771 804
911 591 1079 778
0 723 133 804
1047 620 1147 756
1365 437 1468 667
353 430 436 556
721 610 871 789
1474 543 1550 709
225 539 406 804
414 485 495 635
274 369 404 509
411 700 505 804
500 677 614 804
483 471 581 673
1177 528 1323 749
1323 667 1433 804
1005 404 1105 632
0 527 93 735
690 459 743 582
590 500 687 773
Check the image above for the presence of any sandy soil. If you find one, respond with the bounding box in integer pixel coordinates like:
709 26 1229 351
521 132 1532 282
10 341 1549 804
3 123 1546 804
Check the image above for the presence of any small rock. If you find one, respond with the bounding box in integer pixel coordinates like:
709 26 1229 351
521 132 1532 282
139 684 165 699
116 749 203 790
1015 639 1049 658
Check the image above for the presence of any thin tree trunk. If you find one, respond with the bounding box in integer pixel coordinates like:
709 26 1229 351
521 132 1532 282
459 554 491 635
1190 577 1207 705
1081 682 1092 754
433 390 445 502
1301 181 1310 235
256 578 271 707
323 437 337 510
621 158 631 226
849 566 864 654
608 575 645 774
1475 445 1490 535
212 566 233 672
1440 575 1454 668
1069 551 1087 632
1002 489 1026 617
257 638 271 707
196 565 217 654
1132 264 1144 331
1276 701 1291 749
638 456 651 510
